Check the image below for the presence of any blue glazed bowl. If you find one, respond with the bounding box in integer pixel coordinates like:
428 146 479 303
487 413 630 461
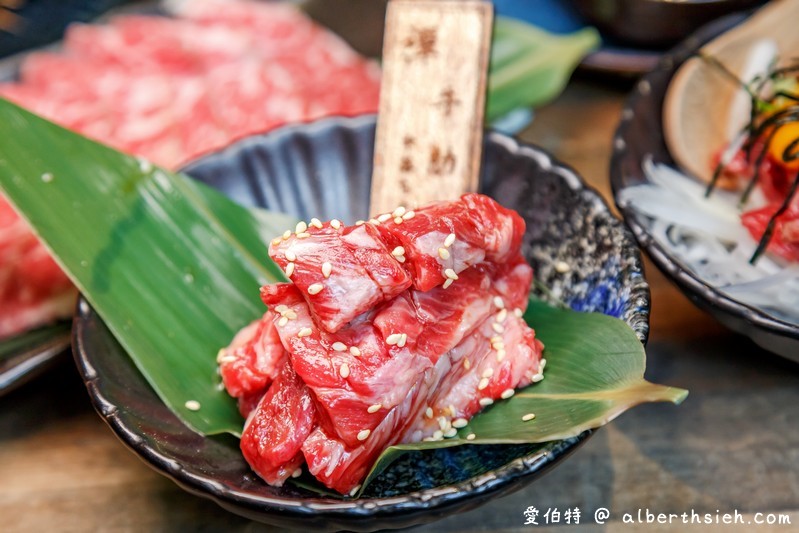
73 115 649 531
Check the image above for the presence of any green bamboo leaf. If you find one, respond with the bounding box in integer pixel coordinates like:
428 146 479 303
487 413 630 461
0 97 686 499
359 300 687 493
486 18 600 122
0 98 295 434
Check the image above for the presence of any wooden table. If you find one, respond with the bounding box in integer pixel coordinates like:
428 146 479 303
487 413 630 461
2 78 798 532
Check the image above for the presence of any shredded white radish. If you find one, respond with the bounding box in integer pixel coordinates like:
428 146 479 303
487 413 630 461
621 159 799 323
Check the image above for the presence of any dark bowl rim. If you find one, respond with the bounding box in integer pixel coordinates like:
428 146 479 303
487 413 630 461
609 12 799 343
74 113 650 522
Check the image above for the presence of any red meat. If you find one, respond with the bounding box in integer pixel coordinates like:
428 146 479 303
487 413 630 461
0 0 381 337
233 194 544 494
217 311 288 416
0 197 76 339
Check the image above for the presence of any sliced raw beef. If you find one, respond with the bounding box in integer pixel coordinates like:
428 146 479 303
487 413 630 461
217 311 288 416
267 193 526 333
0 199 76 339
0 0 380 338
230 194 544 494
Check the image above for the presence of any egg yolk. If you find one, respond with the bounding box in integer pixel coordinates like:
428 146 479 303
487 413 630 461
768 121 799 169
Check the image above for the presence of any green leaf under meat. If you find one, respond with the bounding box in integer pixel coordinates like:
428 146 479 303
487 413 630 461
359 300 687 493
0 97 686 497
0 98 294 434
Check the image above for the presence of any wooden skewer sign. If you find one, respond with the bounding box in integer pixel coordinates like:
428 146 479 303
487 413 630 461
369 0 493 215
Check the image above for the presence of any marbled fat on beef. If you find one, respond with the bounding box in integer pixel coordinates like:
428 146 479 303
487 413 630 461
222 194 544 494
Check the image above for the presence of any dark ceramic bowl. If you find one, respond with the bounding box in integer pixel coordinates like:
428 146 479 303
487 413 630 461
74 115 649 531
610 13 799 363
568 0 765 49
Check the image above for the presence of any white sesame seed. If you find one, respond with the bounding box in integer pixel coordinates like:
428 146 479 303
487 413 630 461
514 308 524 318
492 342 505 351
438 247 450 260
432 430 443 440
496 349 506 362
554 260 571 274
278 316 288 327
41 172 53 183
295 221 308 234
444 233 456 247
396 255 406 263
423 437 436 442
308 283 324 295
448 405 456 416
490 335 502 343
444 428 458 438
479 398 494 407
540 359 547 370
369 218 380 225
184 400 201 411
466 433 476 440
282 230 292 240
443 278 454 289
438 417 449 431
444 268 458 280
496 309 507 323
397 333 408 348
332 342 347 352
217 354 236 364
321 262 332 278
357 429 371 441
271 238 282 247
394 216 404 224
310 218 323 229
285 262 295 277
492 323 505 334
378 213 393 223
393 206 406 217
452 418 468 428
478 377 489 390
463 358 471 370
356 220 365 226
522 413 536 422
350 346 361 357
275 304 289 314
296 232 311 239
367 403 382 413
482 368 494 379
501 389 515 399
292 468 302 478
284 310 297 320
285 250 297 262
391 246 405 257
339 363 350 378
330 219 342 229
493 296 505 309
298 327 312 338
402 210 415 220
532 373 544 382
349 485 361 496
386 333 403 345
425 407 434 418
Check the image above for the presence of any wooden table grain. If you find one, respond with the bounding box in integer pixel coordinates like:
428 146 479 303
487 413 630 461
2 79 798 532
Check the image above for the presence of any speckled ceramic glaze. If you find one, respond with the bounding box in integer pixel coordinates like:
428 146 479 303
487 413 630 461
610 13 799 362
74 115 649 531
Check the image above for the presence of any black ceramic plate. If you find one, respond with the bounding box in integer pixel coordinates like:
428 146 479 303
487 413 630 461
74 115 649 531
610 13 799 363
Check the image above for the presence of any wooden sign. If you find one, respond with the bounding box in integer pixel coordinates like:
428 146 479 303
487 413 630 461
370 0 493 215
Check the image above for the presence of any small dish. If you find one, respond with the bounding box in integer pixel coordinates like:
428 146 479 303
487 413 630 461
611 12 799 362
74 115 649 531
